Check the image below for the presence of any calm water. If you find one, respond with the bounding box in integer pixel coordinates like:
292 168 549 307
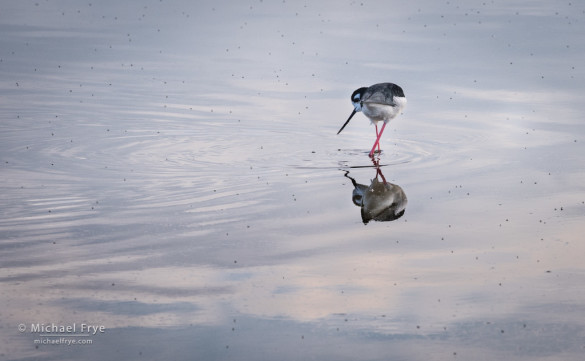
1 1 585 360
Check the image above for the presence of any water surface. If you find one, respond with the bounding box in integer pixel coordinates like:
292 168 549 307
1 1 585 360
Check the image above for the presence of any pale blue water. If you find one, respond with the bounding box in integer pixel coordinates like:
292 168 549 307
1 1 585 360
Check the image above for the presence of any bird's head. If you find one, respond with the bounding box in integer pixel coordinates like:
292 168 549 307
351 87 367 112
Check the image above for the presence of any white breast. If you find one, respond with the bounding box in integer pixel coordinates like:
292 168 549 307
362 96 406 123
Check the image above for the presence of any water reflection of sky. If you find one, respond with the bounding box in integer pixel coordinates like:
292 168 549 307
1 1 585 360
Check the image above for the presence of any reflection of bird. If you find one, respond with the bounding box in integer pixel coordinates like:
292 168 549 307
344 166 407 225
337 83 406 157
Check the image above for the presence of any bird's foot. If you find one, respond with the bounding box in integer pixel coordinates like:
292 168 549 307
368 149 381 158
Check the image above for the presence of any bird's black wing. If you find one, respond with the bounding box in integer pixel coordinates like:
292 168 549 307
362 83 400 106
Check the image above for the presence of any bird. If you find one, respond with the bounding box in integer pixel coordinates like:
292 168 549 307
344 165 407 224
337 83 406 157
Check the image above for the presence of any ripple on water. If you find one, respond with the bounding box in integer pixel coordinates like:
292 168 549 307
284 136 444 172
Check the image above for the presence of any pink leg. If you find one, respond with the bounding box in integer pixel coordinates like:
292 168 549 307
372 123 381 155
371 157 388 184
369 122 387 157
375 124 381 152
377 167 387 184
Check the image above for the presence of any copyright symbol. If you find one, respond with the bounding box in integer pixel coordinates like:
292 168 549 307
18 324 26 332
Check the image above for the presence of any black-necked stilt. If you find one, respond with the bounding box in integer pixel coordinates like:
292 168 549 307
344 160 407 224
337 83 406 157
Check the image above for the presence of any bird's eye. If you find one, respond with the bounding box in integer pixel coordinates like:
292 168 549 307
352 95 360 102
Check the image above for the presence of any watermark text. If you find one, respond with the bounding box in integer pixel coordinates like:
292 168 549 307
18 322 106 346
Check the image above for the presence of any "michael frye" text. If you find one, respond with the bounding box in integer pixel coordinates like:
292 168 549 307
30 323 105 335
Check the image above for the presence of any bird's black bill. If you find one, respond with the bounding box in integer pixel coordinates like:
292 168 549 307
337 109 356 135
